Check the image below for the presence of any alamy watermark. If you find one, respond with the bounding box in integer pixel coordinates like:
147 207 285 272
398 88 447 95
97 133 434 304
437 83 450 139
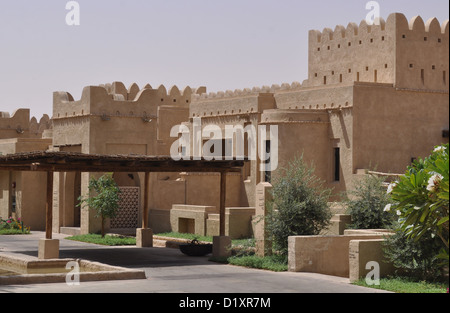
66 261 80 286
365 261 380 286
66 1 80 26
170 118 279 172
366 1 381 26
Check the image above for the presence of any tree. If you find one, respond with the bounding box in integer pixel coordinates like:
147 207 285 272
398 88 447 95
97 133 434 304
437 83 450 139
78 174 121 238
386 144 449 266
344 173 394 230
266 156 332 257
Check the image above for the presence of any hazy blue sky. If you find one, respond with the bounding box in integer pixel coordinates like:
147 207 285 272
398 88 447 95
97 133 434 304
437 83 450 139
0 0 448 118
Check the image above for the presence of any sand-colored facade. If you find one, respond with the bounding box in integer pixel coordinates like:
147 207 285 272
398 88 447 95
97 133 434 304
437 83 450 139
0 13 448 237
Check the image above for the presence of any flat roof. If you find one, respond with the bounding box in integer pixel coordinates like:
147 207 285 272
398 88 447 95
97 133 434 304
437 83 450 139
0 151 246 173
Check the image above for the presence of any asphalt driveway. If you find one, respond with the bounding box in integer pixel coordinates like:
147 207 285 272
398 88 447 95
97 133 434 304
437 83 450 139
0 232 388 294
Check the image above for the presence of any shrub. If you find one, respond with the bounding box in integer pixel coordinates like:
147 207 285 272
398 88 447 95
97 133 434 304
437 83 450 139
386 144 449 266
345 173 394 229
383 223 445 282
266 156 332 256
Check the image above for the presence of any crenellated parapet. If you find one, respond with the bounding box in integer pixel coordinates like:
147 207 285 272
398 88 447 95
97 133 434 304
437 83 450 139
307 13 449 90
53 82 207 120
0 109 52 139
190 83 292 118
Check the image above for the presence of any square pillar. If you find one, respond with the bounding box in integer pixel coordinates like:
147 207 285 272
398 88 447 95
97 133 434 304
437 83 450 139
213 236 231 258
38 239 60 260
136 228 153 248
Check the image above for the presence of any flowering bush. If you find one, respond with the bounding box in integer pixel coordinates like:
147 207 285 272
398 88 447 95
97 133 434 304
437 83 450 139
385 144 449 265
0 217 31 234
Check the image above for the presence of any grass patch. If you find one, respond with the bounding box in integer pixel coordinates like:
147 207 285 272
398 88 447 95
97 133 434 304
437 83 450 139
65 234 136 246
228 255 288 272
0 229 31 235
353 277 449 293
210 254 288 272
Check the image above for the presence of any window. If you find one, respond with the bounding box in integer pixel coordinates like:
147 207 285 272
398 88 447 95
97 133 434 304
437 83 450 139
264 141 272 183
334 148 340 182
421 69 425 84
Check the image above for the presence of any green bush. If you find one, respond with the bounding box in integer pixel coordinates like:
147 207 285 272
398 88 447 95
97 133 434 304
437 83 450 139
384 223 445 282
266 156 332 256
387 144 449 267
345 174 394 229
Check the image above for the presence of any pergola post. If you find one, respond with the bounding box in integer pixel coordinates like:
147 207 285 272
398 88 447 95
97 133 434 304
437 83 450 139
38 171 59 259
213 170 231 258
136 172 153 248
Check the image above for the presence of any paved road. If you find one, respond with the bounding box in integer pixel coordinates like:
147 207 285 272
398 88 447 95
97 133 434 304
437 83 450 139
0 232 389 294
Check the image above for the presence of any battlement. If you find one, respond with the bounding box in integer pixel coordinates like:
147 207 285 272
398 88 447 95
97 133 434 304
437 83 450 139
309 13 448 44
0 109 51 139
307 13 448 89
191 81 302 102
53 82 207 119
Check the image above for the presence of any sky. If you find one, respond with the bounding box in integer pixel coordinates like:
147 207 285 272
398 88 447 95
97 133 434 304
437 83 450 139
0 0 448 118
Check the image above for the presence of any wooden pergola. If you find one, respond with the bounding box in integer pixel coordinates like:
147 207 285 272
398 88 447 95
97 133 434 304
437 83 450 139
0 151 246 241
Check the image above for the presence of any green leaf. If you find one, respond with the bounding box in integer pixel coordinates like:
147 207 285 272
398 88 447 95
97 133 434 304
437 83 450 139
437 216 449 226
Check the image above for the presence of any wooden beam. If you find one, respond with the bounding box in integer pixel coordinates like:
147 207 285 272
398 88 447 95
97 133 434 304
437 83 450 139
143 172 150 229
219 171 227 236
46 171 54 240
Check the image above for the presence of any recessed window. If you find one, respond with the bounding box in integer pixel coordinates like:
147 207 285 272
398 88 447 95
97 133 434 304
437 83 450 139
359 40 362 45
382 36 385 41
385 64 388 69
348 69 352 73
366 66 369 71
370 38 374 43
332 71 335 75
424 37 428 41
315 73 318 77
334 148 340 182
432 65 436 70
327 46 330 50
409 64 414 68
438 38 442 43
348 42 352 47
402 34 406 39
338 44 341 48
317 47 321 51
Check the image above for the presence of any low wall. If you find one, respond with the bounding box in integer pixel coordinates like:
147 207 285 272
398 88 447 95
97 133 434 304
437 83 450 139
206 208 255 239
170 205 216 236
288 234 388 277
349 239 396 282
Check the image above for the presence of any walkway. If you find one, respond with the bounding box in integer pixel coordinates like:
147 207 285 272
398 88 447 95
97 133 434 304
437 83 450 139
0 232 389 294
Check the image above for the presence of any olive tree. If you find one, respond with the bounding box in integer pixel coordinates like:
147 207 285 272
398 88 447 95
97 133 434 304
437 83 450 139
266 156 333 257
78 173 121 238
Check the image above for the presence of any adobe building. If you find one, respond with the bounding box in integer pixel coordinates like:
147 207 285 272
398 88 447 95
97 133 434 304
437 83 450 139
0 13 448 239
0 110 52 230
